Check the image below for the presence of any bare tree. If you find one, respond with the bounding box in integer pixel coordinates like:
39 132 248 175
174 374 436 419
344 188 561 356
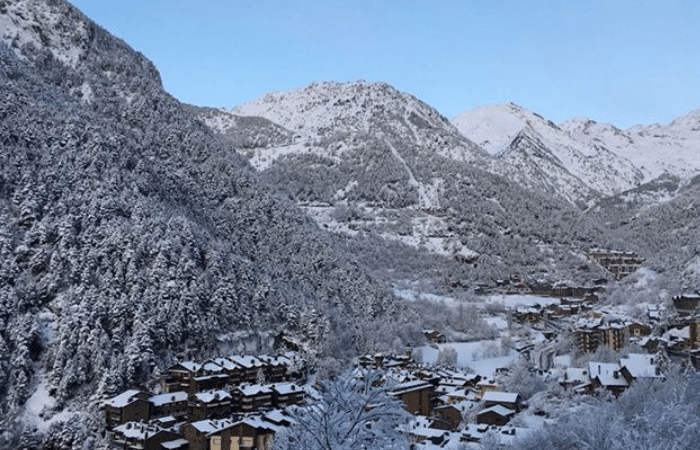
275 370 409 450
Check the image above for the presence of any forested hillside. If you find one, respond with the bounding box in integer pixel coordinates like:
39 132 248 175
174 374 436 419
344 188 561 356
205 83 615 290
0 1 409 447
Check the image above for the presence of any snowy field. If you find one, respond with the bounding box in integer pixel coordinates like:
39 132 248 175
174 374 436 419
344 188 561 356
416 341 519 378
394 288 560 311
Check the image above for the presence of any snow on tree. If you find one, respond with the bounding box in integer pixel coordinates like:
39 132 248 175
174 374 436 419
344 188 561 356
274 370 409 450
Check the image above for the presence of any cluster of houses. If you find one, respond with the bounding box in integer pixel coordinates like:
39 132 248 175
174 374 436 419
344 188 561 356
355 352 531 446
559 353 662 395
102 352 307 450
586 249 645 280
353 347 668 447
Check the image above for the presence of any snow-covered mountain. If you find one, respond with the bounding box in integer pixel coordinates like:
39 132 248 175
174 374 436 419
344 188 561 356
202 82 610 290
562 109 700 182
0 1 408 447
452 103 645 203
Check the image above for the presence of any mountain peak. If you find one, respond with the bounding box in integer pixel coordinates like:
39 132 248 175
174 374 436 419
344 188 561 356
233 80 456 138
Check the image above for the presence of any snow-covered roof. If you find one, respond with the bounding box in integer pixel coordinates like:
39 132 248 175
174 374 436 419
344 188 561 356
237 384 273 396
172 361 200 372
588 362 628 387
193 390 231 404
188 419 233 434
264 409 294 425
482 391 519 404
562 368 589 383
213 357 238 371
477 404 516 418
390 380 432 396
664 326 689 341
207 416 279 437
161 439 189 450
410 426 448 439
103 389 144 408
201 361 223 372
620 353 659 378
113 422 161 440
193 373 229 382
228 355 263 369
271 382 303 395
575 316 603 329
149 391 188 407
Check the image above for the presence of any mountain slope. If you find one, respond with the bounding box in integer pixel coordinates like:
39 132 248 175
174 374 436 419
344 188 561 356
0 1 407 447
452 104 645 203
562 110 700 181
204 82 611 291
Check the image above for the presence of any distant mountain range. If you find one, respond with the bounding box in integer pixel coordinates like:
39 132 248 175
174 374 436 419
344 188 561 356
200 81 700 291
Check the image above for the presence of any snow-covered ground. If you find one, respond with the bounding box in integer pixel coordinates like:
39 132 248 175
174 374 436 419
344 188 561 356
417 342 519 378
23 380 74 431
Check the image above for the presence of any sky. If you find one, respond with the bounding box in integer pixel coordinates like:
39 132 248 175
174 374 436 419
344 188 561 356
68 0 699 128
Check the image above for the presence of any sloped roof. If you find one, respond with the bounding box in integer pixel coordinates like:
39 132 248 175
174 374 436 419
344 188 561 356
620 353 660 378
149 391 188 407
477 404 516 418
390 380 432 396
482 391 519 404
588 362 628 387
103 389 145 408
193 390 232 404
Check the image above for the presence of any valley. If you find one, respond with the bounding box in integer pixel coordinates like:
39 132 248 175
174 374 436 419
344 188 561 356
1 1 699 449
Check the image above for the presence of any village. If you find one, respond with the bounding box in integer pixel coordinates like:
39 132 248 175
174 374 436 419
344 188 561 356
101 250 700 450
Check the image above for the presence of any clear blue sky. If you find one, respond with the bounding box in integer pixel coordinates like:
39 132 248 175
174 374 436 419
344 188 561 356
69 0 699 128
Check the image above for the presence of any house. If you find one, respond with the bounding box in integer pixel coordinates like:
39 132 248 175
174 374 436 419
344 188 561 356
212 357 244 384
258 355 290 382
559 368 591 392
587 249 644 279
619 353 661 382
103 390 150 430
234 384 273 412
435 385 468 405
690 319 700 348
673 293 700 315
208 417 278 450
270 382 305 408
389 380 434 416
424 329 447 344
228 355 266 383
627 322 651 337
588 362 629 395
474 380 500 399
182 419 234 450
573 317 626 352
163 361 201 393
663 326 691 351
481 391 520 412
149 392 189 420
262 410 294 428
191 373 231 393
433 404 462 430
111 422 183 450
408 426 449 446
600 322 627 351
515 305 543 324
188 390 233 421
461 423 490 443
476 405 515 426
